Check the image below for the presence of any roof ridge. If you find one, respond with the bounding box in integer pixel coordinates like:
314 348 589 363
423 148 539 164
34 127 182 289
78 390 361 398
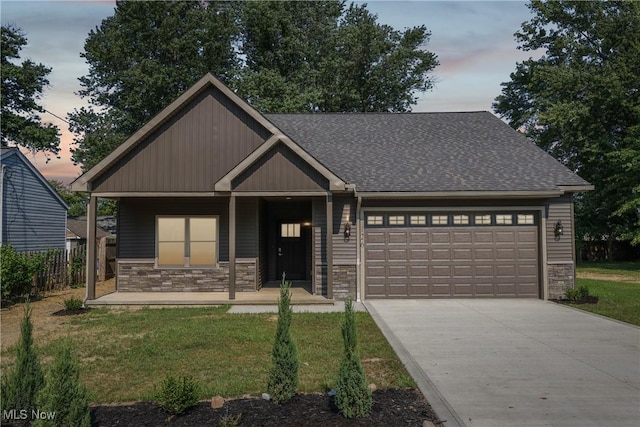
264 111 491 116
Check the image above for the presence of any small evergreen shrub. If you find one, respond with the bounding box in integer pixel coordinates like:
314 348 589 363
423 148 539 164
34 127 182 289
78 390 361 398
334 298 372 419
64 297 84 311
267 274 299 403
0 304 45 420
155 375 200 415
35 340 91 427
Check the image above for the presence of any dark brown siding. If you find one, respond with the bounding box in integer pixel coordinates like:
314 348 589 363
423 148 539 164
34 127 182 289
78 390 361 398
361 198 549 208
333 195 357 265
546 196 574 262
232 144 328 192
312 197 327 264
92 87 271 192
118 198 229 261
237 198 258 258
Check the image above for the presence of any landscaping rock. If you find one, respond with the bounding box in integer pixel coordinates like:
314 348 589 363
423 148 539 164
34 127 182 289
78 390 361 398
261 393 271 401
211 396 224 409
423 421 436 427
369 383 377 392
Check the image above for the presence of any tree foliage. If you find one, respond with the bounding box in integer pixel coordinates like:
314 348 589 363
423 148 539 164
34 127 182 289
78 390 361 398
69 0 438 170
1 25 60 157
493 0 640 246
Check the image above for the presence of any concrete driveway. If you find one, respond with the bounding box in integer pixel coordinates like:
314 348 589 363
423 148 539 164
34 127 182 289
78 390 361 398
365 299 640 427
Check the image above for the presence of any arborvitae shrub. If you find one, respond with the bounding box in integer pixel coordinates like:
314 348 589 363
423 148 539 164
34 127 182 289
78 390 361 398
334 298 372 418
267 274 299 403
35 340 91 427
0 304 44 419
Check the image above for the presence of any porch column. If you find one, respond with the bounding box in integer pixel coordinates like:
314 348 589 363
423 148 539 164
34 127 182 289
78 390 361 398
326 194 333 299
86 196 97 301
229 195 236 300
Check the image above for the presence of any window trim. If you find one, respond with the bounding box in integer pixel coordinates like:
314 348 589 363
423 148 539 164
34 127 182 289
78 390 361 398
155 215 219 268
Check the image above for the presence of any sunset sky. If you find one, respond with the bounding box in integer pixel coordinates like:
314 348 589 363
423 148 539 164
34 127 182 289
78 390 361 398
1 0 541 184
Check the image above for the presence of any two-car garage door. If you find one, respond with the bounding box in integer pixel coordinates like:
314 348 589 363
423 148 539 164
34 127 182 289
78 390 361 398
364 212 539 298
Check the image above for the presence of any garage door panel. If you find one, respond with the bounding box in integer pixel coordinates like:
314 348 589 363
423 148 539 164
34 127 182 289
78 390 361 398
431 232 451 243
431 248 452 259
365 219 539 298
365 232 386 244
388 232 408 243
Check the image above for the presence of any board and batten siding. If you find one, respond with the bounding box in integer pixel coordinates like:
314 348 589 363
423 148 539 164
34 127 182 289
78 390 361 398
92 87 271 193
117 198 230 261
1 151 66 252
546 196 574 262
232 144 328 192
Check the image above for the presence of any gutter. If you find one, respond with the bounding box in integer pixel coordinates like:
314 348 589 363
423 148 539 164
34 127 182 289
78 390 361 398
356 190 565 199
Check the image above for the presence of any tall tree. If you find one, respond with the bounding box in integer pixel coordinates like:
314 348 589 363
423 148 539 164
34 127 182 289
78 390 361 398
238 1 438 112
70 0 438 170
493 0 640 247
1 25 60 157
68 0 240 170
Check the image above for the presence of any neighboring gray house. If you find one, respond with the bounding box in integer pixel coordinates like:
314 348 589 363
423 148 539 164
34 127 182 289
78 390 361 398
72 74 592 302
1 147 68 252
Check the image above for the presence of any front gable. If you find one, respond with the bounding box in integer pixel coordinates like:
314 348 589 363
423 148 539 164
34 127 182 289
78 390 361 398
91 85 272 193
73 74 345 195
232 142 329 192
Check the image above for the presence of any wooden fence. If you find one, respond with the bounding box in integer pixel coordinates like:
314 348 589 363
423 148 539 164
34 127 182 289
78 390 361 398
26 237 116 294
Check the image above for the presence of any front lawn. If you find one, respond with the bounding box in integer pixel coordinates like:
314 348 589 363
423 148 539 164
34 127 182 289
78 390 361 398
571 262 640 325
1 306 414 403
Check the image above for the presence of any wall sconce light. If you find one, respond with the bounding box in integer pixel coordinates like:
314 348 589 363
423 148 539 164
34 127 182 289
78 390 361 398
554 220 564 239
344 221 351 240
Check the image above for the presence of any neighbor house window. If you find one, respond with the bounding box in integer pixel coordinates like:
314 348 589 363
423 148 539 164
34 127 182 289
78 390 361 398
495 214 513 225
157 216 217 267
410 215 426 225
388 215 405 225
517 214 535 225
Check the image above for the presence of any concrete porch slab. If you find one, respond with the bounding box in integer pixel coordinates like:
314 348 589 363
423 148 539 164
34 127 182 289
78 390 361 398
85 287 333 307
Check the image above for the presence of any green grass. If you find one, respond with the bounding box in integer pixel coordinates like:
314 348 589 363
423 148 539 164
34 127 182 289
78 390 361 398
1 306 414 403
570 278 640 326
576 261 640 279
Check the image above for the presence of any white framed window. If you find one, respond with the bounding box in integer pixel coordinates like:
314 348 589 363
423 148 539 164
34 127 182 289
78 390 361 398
366 215 383 226
431 215 449 225
495 214 513 225
388 215 406 225
453 214 469 225
410 215 426 225
157 216 217 267
517 214 535 225
474 214 491 225
281 223 301 238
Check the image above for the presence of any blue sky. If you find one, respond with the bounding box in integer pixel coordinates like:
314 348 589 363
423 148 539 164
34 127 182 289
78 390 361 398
1 0 541 183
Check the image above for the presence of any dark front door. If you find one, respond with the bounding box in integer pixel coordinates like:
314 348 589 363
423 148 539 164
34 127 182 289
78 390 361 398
277 222 307 280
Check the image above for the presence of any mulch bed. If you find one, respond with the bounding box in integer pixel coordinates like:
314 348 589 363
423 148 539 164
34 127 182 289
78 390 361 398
553 296 599 305
91 389 443 426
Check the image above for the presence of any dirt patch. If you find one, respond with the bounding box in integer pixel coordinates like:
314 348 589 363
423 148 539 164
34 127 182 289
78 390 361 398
0 279 116 351
576 272 640 283
89 389 442 426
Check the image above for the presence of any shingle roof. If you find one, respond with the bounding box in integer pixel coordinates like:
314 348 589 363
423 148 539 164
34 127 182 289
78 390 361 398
265 112 590 192
66 219 111 240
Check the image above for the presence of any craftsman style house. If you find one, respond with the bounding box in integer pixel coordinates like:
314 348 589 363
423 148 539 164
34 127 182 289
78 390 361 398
72 74 591 302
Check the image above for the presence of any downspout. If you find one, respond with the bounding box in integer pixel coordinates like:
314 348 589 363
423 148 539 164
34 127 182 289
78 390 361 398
355 194 362 302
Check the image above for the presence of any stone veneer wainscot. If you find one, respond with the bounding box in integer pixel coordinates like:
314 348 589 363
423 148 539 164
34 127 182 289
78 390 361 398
117 258 257 292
